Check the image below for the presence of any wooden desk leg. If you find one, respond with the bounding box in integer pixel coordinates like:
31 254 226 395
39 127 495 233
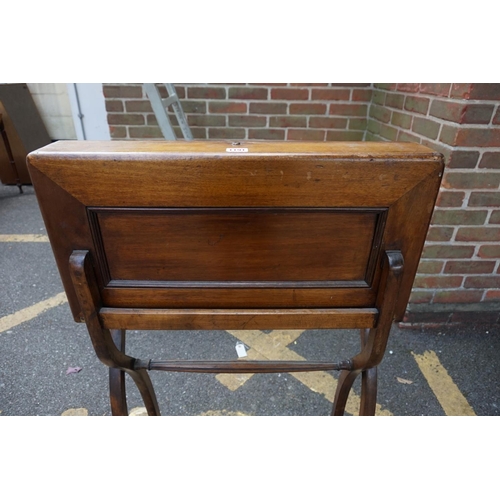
109 329 128 416
125 368 160 416
331 369 362 416
331 330 378 416
359 367 378 416
359 328 377 416
70 250 161 416
331 251 403 416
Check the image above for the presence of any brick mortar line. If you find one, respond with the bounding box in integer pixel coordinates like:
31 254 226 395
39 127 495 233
142 123 362 132
437 187 500 193
195 96 366 104
415 275 498 281
492 260 500 274
369 112 499 138
417 260 500 269
450 232 500 243
444 146 500 152
412 282 500 292
422 244 489 250
431 117 499 128
433 220 500 226
113 98 371 107
362 123 368 141
416 277 500 291
486 209 495 224
487 103 499 126
373 87 500 105
180 84 364 90
370 97 499 128
419 259 499 268
116 106 488 131
433 206 496 211
423 243 497 249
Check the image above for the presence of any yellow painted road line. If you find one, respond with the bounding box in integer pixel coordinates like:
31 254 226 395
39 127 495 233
61 408 89 416
199 410 249 416
218 329 304 391
0 292 68 334
216 347 268 391
412 350 476 416
226 329 392 416
0 234 49 242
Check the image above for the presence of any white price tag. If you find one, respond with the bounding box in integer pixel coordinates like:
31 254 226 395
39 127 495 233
235 342 247 358
226 147 248 153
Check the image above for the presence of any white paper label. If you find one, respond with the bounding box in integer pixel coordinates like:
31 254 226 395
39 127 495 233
226 147 248 153
235 342 248 358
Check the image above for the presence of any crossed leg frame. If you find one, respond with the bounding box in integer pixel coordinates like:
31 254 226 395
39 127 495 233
69 250 403 417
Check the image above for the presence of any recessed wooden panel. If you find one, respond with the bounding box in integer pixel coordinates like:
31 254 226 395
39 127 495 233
93 208 381 287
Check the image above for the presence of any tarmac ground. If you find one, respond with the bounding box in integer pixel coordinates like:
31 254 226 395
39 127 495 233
1 182 499 416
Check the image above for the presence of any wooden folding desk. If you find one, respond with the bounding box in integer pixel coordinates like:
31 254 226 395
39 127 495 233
27 141 443 416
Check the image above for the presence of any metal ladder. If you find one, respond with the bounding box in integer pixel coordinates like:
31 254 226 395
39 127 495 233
143 83 193 140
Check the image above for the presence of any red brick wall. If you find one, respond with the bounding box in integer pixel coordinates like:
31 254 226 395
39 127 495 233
366 84 500 324
103 83 371 141
103 83 500 324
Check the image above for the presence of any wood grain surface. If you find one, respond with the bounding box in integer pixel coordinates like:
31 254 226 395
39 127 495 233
27 140 443 321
